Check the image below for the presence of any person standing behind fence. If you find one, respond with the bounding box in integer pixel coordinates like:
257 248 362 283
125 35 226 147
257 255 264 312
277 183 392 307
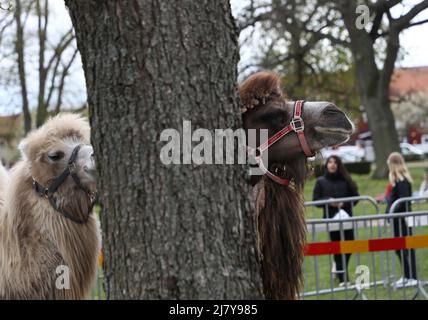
313 155 359 286
386 152 418 288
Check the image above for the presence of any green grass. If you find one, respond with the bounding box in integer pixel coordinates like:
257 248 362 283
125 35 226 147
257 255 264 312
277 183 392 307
302 161 428 300
90 205 106 300
91 267 106 300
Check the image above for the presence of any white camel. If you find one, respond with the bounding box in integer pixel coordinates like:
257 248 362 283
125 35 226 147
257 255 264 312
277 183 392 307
0 113 101 299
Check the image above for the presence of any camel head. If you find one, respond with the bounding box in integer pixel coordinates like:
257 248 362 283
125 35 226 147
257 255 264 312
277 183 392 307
239 71 354 299
240 71 354 168
18 113 96 195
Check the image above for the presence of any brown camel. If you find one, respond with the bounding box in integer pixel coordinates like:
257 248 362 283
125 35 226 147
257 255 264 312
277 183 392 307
0 113 100 299
239 71 354 299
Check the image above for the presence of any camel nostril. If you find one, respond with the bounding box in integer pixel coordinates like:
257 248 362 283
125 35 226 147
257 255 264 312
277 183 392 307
83 165 96 176
322 104 342 115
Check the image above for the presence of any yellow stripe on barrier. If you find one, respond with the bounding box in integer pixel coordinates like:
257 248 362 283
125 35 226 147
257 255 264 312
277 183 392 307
405 235 428 249
340 239 369 254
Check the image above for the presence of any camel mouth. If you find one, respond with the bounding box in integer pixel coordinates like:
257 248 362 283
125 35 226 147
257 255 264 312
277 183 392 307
314 126 352 147
316 113 355 137
79 171 97 193
83 167 96 178
87 181 97 193
314 126 353 135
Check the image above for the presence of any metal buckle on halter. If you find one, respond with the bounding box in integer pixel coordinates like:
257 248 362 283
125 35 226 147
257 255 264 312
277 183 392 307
291 117 304 132
32 177 49 198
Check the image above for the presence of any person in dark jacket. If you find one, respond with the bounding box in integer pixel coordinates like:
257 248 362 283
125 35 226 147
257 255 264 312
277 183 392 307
313 155 359 285
386 152 418 288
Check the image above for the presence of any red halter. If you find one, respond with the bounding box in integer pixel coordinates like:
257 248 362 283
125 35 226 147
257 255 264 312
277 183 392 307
249 100 314 186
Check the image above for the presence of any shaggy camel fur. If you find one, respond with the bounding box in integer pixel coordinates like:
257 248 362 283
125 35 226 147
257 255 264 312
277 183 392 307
0 164 9 209
0 113 100 299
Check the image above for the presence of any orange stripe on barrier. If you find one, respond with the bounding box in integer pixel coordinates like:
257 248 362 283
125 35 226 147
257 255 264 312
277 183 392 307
340 239 369 254
304 235 428 256
405 235 428 249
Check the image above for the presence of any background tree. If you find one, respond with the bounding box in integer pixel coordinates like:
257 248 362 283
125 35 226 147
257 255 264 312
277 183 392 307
0 0 83 132
238 0 361 123
65 0 263 299
336 0 428 178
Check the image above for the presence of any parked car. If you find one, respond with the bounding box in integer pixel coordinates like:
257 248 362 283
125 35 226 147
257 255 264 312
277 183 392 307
400 142 425 159
412 143 428 155
322 142 426 163
321 145 365 163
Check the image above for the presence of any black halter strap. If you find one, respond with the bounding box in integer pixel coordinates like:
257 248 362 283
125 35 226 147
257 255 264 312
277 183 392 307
32 144 96 224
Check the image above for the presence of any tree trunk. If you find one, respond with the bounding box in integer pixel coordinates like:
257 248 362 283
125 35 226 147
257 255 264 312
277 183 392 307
66 0 263 299
338 1 400 179
36 0 48 128
14 0 31 133
362 94 400 178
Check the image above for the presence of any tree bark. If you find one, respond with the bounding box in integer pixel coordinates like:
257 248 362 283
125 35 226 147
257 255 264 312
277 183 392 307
65 0 263 299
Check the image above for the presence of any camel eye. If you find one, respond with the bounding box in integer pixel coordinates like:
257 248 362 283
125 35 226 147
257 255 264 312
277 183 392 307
261 110 288 125
48 151 65 162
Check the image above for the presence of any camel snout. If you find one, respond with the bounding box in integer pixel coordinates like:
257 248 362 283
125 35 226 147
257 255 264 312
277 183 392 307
83 165 96 177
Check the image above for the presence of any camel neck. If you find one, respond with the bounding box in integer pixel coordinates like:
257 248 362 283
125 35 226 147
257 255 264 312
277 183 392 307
0 160 100 299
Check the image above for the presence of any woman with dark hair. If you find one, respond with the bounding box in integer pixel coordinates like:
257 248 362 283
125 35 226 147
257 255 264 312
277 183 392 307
313 155 359 286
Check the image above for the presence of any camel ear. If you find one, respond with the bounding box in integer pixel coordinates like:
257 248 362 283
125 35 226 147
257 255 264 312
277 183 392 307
18 139 29 161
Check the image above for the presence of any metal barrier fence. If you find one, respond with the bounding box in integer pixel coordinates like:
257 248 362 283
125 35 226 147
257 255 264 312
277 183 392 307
304 196 380 220
303 196 428 300
89 196 428 300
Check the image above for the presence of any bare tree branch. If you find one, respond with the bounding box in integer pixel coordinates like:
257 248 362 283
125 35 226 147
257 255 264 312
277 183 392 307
55 47 78 113
45 28 74 73
392 0 428 30
0 15 13 46
43 28 75 108
44 51 62 109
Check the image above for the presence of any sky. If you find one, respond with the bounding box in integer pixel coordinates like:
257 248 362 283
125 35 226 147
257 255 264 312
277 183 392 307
1 0 428 116
390 0 428 67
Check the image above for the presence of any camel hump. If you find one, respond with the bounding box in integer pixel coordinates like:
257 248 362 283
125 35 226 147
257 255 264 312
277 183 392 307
239 71 283 112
